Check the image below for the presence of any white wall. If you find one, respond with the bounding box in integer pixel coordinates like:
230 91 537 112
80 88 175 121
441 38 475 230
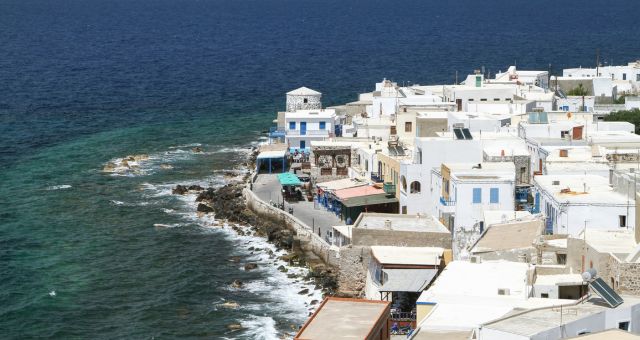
448 181 515 231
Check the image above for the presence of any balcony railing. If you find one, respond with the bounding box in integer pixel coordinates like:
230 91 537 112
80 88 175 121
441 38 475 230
383 183 396 196
371 172 383 183
269 127 285 138
286 129 331 136
439 197 456 206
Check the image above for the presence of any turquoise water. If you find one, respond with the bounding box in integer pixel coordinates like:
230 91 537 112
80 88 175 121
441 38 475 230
1 117 323 338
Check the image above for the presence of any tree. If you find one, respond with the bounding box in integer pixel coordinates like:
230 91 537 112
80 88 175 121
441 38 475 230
604 109 640 134
614 95 626 104
567 83 588 96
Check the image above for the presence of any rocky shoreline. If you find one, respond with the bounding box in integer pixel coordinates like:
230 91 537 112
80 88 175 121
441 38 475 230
171 149 338 298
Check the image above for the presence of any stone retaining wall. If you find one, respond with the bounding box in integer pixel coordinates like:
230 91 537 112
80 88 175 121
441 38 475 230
244 186 368 296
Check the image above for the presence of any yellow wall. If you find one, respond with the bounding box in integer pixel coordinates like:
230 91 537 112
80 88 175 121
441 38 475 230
377 153 401 198
416 304 435 325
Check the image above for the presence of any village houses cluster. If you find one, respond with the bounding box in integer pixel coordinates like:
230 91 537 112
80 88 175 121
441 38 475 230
251 61 640 339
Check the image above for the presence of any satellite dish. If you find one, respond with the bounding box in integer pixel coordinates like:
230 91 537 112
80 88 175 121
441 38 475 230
588 268 598 279
582 271 592 281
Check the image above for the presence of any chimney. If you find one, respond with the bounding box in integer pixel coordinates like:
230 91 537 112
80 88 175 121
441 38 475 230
384 220 392 230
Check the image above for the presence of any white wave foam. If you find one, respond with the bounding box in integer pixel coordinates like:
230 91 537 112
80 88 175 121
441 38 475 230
46 184 72 191
241 316 279 340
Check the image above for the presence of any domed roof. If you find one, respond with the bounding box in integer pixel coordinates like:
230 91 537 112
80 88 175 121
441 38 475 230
287 86 321 96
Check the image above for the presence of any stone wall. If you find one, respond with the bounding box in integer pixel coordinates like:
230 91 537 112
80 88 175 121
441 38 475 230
609 258 640 294
286 94 321 112
244 187 366 295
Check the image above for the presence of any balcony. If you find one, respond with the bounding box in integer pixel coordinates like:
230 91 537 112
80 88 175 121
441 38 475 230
439 197 456 206
286 129 331 136
383 183 396 196
371 171 383 183
268 127 285 139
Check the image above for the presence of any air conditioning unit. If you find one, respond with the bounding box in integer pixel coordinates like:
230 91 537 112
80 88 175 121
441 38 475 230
470 256 481 264
498 288 511 296
552 180 560 185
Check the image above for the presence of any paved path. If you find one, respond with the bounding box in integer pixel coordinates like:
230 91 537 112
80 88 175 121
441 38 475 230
252 174 343 241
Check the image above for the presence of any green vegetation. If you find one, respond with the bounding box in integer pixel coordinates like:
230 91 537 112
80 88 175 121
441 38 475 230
604 109 640 133
567 83 588 96
614 95 626 104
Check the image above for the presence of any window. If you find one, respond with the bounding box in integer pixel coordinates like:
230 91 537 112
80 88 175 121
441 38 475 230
473 188 482 204
365 160 368 171
410 181 421 194
319 121 326 130
623 73 627 81
490 188 499 204
637 74 640 82
475 75 481 87
620 215 627 228
480 98 487 101
560 131 570 138
289 121 296 130
557 254 567 265
468 98 474 101
303 98 308 104
619 321 630 331
494 98 500 101
541 293 549 298
405 122 412 132
401 206 407 214
559 149 568 157
400 176 407 191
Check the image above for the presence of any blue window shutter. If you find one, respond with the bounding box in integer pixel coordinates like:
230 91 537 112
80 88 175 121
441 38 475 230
473 188 482 203
289 121 296 130
319 121 326 130
490 188 499 203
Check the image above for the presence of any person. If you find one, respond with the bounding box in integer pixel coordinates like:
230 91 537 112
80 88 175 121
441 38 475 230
346 216 352 225
391 322 399 334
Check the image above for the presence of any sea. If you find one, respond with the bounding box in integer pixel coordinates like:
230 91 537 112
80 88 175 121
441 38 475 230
1 0 640 338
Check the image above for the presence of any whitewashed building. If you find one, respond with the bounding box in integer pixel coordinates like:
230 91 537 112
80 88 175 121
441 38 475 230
284 109 336 151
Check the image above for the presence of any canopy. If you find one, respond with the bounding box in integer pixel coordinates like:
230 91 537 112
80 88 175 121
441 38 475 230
341 193 398 208
257 150 286 159
380 269 438 292
277 172 301 186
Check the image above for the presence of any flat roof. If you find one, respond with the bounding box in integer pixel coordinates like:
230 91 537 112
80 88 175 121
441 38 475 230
335 185 385 200
285 109 335 119
567 329 640 339
256 150 286 159
472 220 542 254
354 213 449 233
483 210 533 227
534 274 584 286
445 162 515 181
371 246 444 266
317 178 367 191
534 174 630 204
295 298 389 339
483 296 640 337
578 229 637 255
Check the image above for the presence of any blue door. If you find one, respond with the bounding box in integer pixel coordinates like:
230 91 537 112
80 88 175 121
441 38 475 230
300 122 307 136
300 140 306 150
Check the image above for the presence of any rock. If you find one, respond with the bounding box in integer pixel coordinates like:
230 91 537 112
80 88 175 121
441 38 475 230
196 203 214 213
121 159 130 168
277 265 288 273
192 147 203 153
160 164 173 170
103 162 116 172
226 323 242 331
221 301 240 309
131 154 149 161
310 299 319 305
187 184 204 191
244 263 258 271
298 288 309 295
231 279 243 289
172 185 189 195
228 256 242 263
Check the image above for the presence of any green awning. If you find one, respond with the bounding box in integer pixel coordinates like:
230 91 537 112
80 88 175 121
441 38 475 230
341 193 398 208
277 172 301 186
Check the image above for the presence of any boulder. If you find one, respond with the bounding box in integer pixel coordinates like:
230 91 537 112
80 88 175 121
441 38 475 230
226 323 242 331
196 203 214 213
221 301 240 309
187 184 204 191
192 147 203 153
103 162 116 172
231 279 243 289
298 288 309 295
172 185 188 195
244 263 258 271
228 256 242 263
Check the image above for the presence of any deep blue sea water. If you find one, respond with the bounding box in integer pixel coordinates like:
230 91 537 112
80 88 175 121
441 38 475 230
2 0 640 338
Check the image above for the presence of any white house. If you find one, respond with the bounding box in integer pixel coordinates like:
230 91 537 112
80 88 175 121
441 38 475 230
284 109 336 151
433 162 516 234
493 65 550 89
533 174 635 236
563 61 640 95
